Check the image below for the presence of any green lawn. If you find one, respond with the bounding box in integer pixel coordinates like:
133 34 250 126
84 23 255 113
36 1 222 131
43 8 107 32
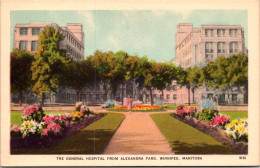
11 113 125 154
219 111 248 120
11 111 70 125
150 113 235 154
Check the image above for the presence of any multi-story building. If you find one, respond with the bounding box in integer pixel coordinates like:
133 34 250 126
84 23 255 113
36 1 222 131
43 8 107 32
175 23 246 68
14 23 84 62
174 23 247 105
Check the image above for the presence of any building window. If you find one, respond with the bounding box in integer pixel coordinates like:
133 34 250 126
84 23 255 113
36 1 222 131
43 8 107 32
217 30 220 37
205 42 213 53
234 29 237 37
32 28 40 35
205 29 209 37
173 94 177 100
153 94 157 99
229 42 238 53
20 28 28 35
232 94 237 102
31 41 38 51
229 29 233 37
217 42 226 53
210 29 213 37
223 29 225 36
19 41 27 50
166 94 170 100
172 85 177 91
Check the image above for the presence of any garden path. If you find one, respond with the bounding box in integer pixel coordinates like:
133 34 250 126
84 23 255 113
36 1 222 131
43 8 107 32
102 112 174 154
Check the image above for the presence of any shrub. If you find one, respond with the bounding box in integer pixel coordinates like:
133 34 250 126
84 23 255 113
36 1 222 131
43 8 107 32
22 105 45 122
75 102 83 111
105 99 115 108
225 119 248 142
198 108 218 122
200 99 216 110
80 105 93 116
155 100 163 105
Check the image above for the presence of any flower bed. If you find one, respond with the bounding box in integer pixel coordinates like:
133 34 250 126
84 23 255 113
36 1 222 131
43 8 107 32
172 101 248 154
171 113 247 154
10 104 105 149
108 105 165 112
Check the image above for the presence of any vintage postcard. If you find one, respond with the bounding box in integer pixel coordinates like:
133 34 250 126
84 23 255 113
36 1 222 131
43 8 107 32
1 0 259 166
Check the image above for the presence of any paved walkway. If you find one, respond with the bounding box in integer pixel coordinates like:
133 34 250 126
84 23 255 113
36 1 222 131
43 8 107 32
102 112 174 155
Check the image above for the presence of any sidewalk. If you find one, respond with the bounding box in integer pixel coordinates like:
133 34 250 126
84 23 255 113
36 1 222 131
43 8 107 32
102 112 174 155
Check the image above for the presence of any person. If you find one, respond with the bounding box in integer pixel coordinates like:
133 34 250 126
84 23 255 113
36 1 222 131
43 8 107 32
123 97 128 106
127 96 132 111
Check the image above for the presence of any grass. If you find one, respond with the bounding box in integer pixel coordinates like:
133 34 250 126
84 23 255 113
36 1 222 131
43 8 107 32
150 113 235 154
11 113 125 154
11 111 70 125
219 111 248 120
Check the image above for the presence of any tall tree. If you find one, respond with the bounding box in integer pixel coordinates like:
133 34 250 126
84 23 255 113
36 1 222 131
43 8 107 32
186 66 204 104
88 50 114 100
31 26 71 106
204 54 248 104
11 48 34 106
176 66 191 105
65 59 95 102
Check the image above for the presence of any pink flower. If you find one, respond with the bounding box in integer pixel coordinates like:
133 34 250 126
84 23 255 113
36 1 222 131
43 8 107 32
178 109 185 115
42 129 48 136
177 105 184 111
10 125 20 132
189 107 195 113
211 115 229 126
22 105 39 117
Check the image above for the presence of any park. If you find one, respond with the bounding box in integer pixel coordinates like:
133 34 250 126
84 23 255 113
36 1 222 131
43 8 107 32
10 25 248 155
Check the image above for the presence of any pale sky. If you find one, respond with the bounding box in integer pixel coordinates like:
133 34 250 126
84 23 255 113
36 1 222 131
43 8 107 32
11 10 248 62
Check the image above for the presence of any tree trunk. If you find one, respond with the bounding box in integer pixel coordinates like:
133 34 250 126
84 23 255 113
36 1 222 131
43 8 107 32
161 89 164 101
19 92 22 106
41 93 45 107
187 85 190 105
150 87 154 105
191 87 195 104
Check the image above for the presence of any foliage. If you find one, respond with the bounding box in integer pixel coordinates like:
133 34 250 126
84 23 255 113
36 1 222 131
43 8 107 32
22 105 45 122
200 99 216 110
11 48 34 105
225 119 248 142
31 26 71 105
198 109 218 122
65 60 95 101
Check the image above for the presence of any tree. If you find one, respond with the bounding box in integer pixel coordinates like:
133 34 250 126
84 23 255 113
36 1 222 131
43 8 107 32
186 66 204 104
153 62 177 100
31 26 71 106
88 50 114 101
65 59 95 102
176 66 191 105
204 54 248 104
11 48 34 106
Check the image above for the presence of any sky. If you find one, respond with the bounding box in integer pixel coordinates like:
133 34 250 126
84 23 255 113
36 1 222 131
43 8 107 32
10 10 248 62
